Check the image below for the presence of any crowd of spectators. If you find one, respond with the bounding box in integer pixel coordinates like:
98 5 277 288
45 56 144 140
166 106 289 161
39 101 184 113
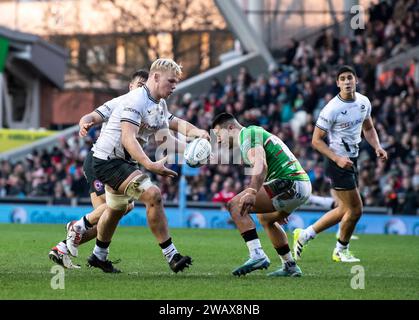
0 137 90 200
0 0 418 214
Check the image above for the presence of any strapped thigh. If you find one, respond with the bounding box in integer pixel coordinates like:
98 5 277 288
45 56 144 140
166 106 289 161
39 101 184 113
124 174 154 199
105 186 131 211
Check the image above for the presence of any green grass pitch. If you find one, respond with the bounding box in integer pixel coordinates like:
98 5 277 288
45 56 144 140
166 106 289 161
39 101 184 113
0 224 418 300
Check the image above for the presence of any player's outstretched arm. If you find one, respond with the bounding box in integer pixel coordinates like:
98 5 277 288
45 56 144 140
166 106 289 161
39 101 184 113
362 117 388 162
79 112 104 137
121 122 177 178
312 126 353 169
169 117 209 140
239 146 268 216
247 146 268 192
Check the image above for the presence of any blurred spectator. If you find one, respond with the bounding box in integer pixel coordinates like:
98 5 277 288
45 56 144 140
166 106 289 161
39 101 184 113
208 78 224 99
212 178 236 204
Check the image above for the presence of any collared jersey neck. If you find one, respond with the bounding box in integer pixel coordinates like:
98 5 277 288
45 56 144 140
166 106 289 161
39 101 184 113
337 92 356 103
144 85 160 104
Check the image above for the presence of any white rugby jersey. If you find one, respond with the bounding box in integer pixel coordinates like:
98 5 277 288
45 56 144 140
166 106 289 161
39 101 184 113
92 85 174 161
94 95 122 135
315 92 371 158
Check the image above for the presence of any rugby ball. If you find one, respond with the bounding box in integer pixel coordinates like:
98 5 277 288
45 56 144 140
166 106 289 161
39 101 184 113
184 138 211 168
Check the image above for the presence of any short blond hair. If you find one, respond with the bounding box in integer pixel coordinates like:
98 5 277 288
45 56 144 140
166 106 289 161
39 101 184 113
150 58 182 77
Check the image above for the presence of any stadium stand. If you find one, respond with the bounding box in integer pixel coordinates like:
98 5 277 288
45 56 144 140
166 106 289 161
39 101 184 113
0 0 418 214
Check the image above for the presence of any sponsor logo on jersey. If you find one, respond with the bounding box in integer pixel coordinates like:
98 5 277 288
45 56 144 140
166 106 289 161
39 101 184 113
138 122 160 131
338 118 363 129
103 104 111 112
123 107 141 115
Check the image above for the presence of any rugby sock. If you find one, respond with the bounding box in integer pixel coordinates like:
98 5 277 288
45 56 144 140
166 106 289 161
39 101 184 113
241 229 266 259
309 195 335 209
56 241 68 254
275 244 294 264
94 239 110 261
159 238 178 263
336 239 349 251
73 215 92 233
83 215 94 229
302 225 317 242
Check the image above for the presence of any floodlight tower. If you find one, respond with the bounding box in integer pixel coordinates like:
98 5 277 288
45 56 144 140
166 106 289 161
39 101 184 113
247 0 264 41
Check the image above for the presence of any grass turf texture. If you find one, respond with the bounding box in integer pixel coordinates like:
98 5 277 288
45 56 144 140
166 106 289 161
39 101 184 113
0 224 418 300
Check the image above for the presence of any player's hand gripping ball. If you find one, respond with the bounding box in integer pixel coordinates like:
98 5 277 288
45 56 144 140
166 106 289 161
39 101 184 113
184 138 212 168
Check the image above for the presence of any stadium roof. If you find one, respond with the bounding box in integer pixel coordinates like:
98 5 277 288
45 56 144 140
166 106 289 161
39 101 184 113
0 26 68 88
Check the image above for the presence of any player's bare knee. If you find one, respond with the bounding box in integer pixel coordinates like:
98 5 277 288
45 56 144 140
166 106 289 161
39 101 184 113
143 186 162 206
227 198 239 212
228 207 242 221
150 188 162 204
342 208 361 223
350 207 363 220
